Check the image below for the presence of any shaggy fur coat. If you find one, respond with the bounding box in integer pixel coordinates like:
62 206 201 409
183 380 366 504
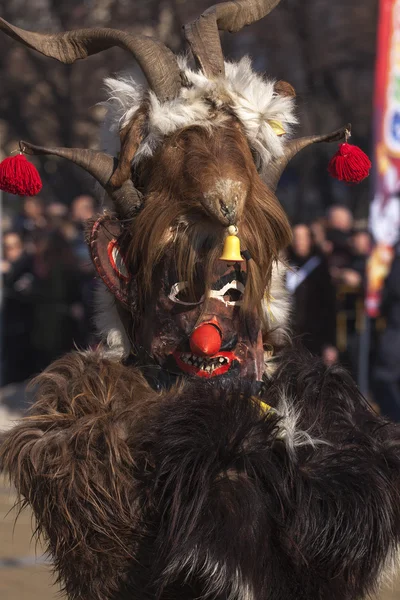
1 346 400 600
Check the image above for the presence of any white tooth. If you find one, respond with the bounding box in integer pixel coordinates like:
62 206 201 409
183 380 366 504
206 366 211 373
201 363 206 371
219 357 224 363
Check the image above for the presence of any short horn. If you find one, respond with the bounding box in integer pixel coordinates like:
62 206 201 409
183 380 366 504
184 0 282 78
0 19 181 101
263 124 350 192
21 141 142 219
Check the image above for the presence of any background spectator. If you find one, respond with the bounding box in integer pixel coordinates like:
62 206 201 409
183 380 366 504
2 231 35 385
286 223 338 366
1 194 98 387
372 243 400 421
326 205 354 276
13 196 48 238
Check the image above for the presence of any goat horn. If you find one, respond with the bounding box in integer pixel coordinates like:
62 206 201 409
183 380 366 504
184 0 282 78
0 18 181 101
20 141 143 220
263 124 350 192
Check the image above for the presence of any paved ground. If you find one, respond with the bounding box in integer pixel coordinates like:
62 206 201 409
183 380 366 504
0 478 59 600
1 392 400 600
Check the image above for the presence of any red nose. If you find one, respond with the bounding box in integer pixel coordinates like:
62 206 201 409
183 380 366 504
190 323 222 357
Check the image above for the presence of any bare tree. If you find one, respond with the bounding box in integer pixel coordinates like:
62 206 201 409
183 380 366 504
0 0 377 218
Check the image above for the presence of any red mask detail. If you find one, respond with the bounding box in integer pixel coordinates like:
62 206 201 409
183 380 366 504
190 323 222 357
173 350 235 379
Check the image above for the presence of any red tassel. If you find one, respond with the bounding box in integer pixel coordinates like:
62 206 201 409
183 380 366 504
328 143 371 184
0 154 42 196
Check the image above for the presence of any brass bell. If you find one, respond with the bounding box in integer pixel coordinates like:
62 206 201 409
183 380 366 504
220 225 244 262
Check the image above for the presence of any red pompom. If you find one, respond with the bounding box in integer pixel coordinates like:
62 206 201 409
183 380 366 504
328 143 371 184
0 154 42 196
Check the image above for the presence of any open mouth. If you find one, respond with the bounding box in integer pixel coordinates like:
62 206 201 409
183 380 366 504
173 351 236 378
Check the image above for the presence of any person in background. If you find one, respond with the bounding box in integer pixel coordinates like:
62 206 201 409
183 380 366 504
70 194 95 262
13 196 48 239
71 194 96 223
373 242 400 421
310 218 328 254
333 229 372 289
349 230 371 282
286 223 338 366
46 201 69 229
1 231 35 385
325 205 354 275
70 195 97 346
29 230 85 372
334 229 372 379
327 205 354 232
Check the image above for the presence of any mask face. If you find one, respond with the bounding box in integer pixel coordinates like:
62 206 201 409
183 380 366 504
90 216 265 384
133 254 265 382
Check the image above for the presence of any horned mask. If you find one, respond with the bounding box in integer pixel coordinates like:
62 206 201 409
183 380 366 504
0 0 349 386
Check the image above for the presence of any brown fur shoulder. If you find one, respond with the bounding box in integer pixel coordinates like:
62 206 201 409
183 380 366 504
0 349 166 600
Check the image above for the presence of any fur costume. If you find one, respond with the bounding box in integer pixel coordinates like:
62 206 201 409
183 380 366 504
2 349 400 600
1 2 399 599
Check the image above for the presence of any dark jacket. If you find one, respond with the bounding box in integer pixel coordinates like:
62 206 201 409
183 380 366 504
287 252 337 355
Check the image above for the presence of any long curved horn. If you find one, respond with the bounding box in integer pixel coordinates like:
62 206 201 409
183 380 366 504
184 0 282 78
20 141 143 220
263 124 350 192
0 19 181 101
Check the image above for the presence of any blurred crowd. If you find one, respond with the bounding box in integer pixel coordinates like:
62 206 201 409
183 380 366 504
1 195 98 387
2 198 399 420
286 204 400 421
286 205 371 372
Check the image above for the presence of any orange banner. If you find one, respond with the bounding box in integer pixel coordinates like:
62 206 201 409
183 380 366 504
367 0 400 317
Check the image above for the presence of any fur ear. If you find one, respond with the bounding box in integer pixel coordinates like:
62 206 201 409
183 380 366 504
89 215 131 305
109 103 148 187
274 80 296 98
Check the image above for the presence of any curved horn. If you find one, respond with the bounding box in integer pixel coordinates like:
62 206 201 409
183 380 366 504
0 19 181 101
184 0 282 78
21 141 143 220
263 124 350 192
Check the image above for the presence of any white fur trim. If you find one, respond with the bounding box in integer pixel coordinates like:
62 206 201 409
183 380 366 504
263 260 290 331
94 284 131 358
262 260 291 370
102 56 297 173
275 389 330 454
164 550 254 600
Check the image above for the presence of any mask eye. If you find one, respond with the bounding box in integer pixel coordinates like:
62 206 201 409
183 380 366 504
169 282 205 306
209 280 245 306
223 288 243 303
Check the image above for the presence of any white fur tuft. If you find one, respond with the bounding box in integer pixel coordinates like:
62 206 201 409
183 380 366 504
262 260 291 374
102 56 297 173
94 284 131 358
275 389 330 454
164 550 254 600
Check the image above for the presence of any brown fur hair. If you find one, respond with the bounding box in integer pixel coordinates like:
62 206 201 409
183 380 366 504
110 102 148 188
3 348 400 600
0 349 181 600
128 116 292 320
